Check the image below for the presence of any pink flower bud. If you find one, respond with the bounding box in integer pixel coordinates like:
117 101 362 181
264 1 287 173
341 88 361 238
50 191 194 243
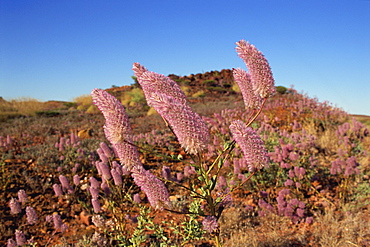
26 206 38 225
92 198 101 213
53 184 63 196
9 198 21 215
17 189 28 204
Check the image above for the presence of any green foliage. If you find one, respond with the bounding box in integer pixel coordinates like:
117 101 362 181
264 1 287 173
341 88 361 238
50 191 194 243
0 112 23 122
74 94 94 112
276 86 288 94
203 80 217 86
121 88 146 108
180 85 191 96
85 104 99 114
35 110 61 117
192 90 206 98
63 102 77 108
206 86 227 93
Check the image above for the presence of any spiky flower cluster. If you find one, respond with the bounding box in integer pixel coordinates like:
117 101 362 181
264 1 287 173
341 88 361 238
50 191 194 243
133 63 188 106
229 120 269 171
133 63 210 155
235 40 276 98
91 88 142 171
233 68 262 110
149 93 210 155
26 206 38 225
91 88 170 210
202 216 219 233
131 166 170 210
9 198 21 215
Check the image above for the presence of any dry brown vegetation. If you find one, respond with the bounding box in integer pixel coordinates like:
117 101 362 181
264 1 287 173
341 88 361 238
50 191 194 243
1 70 369 246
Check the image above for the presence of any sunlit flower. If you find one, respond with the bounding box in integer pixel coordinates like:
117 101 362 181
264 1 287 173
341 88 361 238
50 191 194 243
131 166 170 210
149 93 209 155
132 62 148 78
230 120 269 171
235 40 275 98
91 88 170 210
91 88 142 171
233 68 262 109
133 65 188 106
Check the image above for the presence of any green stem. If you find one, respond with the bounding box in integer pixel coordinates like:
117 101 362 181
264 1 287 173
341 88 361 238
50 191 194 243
246 97 267 127
206 141 235 176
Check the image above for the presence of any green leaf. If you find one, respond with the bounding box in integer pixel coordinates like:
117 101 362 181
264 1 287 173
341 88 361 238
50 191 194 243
209 175 217 191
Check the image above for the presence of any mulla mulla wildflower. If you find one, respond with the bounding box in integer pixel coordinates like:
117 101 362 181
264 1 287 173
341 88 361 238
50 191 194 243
91 88 170 210
149 93 210 155
235 40 276 98
26 206 38 225
133 63 188 106
202 216 219 233
229 120 269 172
232 67 262 110
91 88 142 171
131 165 171 210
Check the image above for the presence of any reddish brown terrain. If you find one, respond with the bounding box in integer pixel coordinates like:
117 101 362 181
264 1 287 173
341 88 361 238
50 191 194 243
1 70 369 246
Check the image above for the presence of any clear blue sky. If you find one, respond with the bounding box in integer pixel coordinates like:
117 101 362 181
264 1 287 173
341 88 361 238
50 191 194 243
1 1 369 115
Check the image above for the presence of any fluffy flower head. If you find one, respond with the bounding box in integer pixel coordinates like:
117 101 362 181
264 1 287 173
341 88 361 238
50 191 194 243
236 40 275 98
131 166 170 210
149 93 210 155
230 120 269 171
233 68 262 109
134 67 188 106
91 89 142 171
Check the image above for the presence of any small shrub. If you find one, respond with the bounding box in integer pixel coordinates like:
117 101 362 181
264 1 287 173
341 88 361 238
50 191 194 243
63 102 77 108
121 88 146 107
192 90 206 98
181 85 191 96
146 107 158 116
74 94 93 112
276 86 288 94
35 111 61 117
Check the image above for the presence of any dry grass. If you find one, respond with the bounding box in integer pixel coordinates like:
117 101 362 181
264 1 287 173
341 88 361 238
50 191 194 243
312 207 370 246
0 97 45 117
219 205 370 247
220 208 308 247
73 94 94 111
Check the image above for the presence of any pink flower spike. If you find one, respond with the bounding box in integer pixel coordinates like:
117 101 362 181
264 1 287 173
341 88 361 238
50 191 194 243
202 216 218 233
26 206 38 225
235 40 275 98
9 198 21 215
230 120 269 171
91 88 142 171
17 189 28 204
149 93 210 155
131 166 170 210
132 62 148 78
134 67 188 106
233 68 262 110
